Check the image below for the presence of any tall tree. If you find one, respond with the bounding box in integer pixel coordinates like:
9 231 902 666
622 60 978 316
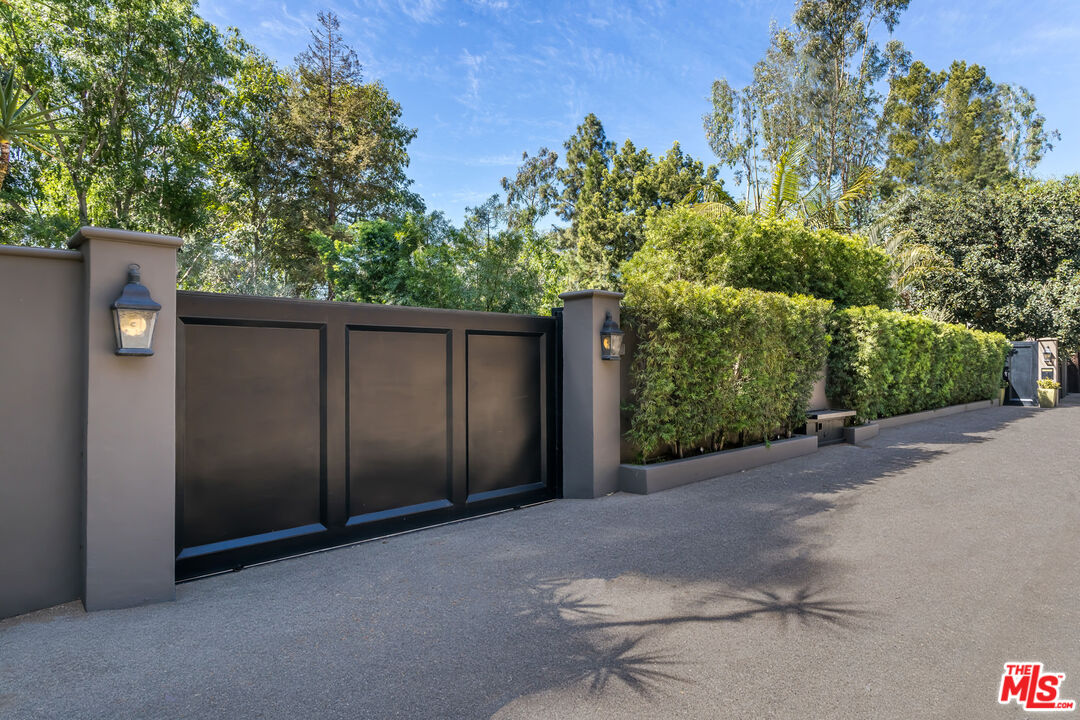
882 60 1058 190
880 60 944 190
705 1 907 206
793 0 908 191
190 49 292 294
556 112 614 222
500 147 558 231
561 114 718 289
282 10 418 296
704 78 762 208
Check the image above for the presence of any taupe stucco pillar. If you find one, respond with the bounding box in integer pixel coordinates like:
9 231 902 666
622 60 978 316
559 290 624 499
69 227 181 611
1037 338 1060 385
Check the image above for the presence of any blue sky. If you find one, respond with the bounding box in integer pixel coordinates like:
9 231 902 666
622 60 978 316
201 0 1080 225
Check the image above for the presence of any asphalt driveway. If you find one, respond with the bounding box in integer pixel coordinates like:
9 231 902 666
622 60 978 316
2 401 1078 719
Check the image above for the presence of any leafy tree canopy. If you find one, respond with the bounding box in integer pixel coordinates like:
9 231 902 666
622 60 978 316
882 59 1057 192
886 177 1080 345
560 113 720 290
0 0 238 233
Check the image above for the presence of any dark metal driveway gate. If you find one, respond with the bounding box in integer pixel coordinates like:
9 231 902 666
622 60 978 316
176 292 558 579
1005 341 1037 406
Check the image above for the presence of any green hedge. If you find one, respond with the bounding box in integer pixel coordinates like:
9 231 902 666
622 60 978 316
623 278 832 462
827 306 1010 422
623 207 893 308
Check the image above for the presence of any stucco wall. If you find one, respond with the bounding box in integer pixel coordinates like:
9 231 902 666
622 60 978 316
808 364 830 411
0 246 84 618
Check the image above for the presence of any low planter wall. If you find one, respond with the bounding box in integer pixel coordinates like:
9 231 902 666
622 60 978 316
873 399 996 430
843 422 879 443
618 434 819 495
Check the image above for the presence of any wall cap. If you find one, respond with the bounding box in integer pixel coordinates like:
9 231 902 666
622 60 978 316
0 244 83 261
558 289 624 301
68 226 183 250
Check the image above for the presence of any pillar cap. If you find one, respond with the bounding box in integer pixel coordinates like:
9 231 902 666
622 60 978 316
68 226 183 250
558 289 624 302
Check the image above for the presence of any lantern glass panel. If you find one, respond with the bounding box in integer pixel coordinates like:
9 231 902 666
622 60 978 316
113 307 157 351
608 332 623 358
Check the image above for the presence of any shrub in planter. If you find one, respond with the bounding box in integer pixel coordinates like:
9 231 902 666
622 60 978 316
624 207 893 308
1037 379 1061 408
622 276 831 462
827 306 1010 422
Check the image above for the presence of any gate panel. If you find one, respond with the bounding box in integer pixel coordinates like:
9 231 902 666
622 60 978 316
176 292 558 578
347 328 452 521
178 321 326 556
466 332 545 500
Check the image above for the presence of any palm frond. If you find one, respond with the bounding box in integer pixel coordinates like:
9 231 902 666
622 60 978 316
764 139 809 217
892 242 952 291
15 136 60 158
0 67 74 186
834 166 878 213
681 181 740 218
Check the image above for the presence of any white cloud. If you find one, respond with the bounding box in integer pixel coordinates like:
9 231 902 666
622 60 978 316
428 189 494 205
1028 23 1080 43
259 17 306 38
413 151 520 166
466 153 519 166
468 0 510 9
398 0 443 22
255 2 312 39
458 48 486 107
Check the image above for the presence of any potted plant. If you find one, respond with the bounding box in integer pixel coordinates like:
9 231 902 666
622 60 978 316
1037 379 1060 408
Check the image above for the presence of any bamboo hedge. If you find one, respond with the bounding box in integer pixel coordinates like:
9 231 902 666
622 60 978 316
623 278 832 462
827 305 1010 422
620 210 1008 462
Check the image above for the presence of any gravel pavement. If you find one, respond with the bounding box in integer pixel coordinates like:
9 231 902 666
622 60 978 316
2 401 1078 719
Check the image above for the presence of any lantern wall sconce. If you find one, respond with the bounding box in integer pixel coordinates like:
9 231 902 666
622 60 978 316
1043 347 1055 366
600 310 624 361
111 264 161 356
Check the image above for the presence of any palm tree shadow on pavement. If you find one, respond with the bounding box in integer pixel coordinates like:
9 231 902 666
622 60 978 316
568 633 688 699
483 411 1032 712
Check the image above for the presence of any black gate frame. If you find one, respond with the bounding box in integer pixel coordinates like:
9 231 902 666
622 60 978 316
176 291 560 579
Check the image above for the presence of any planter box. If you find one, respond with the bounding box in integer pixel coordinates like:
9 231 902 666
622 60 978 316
843 422 879 444
874 399 996 430
1038 388 1057 408
618 434 819 495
